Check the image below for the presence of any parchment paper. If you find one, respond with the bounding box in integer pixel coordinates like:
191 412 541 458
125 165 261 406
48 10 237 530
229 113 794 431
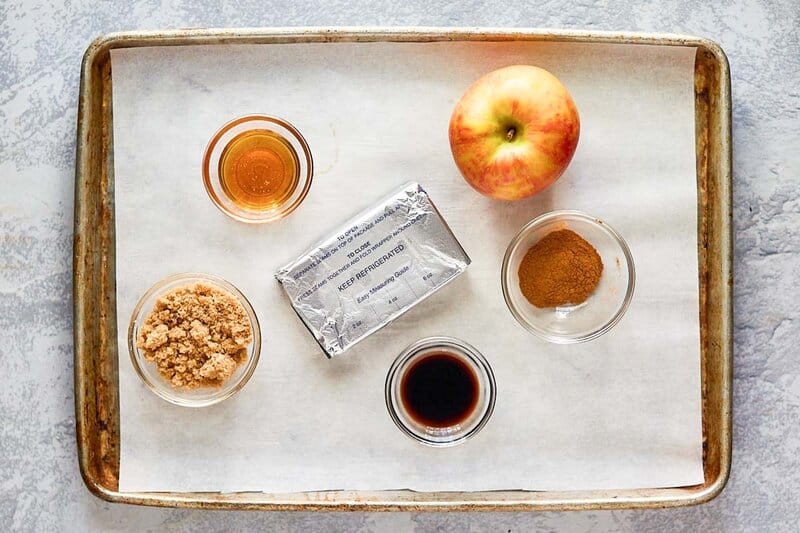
111 41 704 492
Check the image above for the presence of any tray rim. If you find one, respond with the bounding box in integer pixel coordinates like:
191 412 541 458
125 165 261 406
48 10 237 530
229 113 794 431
74 26 732 511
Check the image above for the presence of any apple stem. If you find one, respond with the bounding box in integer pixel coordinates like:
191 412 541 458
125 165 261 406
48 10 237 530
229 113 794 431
506 127 516 141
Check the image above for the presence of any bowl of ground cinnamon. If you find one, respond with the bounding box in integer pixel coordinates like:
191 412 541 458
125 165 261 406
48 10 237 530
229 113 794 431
127 273 261 407
501 210 635 343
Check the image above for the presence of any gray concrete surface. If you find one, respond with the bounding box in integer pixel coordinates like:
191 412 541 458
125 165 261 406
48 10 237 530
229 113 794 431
1 0 798 531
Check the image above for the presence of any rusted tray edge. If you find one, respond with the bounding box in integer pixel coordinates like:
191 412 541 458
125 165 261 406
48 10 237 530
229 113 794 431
74 27 732 511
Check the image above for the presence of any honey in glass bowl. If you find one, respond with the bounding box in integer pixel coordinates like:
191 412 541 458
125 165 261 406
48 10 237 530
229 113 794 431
218 129 300 211
203 115 313 223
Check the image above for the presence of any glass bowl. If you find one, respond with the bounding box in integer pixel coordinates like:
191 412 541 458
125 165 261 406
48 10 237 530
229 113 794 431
127 273 261 407
385 337 496 447
202 114 313 223
501 210 635 343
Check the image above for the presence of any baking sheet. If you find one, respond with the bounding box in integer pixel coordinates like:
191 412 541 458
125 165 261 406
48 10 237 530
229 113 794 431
110 41 703 493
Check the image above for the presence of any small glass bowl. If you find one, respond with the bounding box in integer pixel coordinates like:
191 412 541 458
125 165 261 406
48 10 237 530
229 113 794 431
385 337 496 447
127 273 261 407
202 114 313 223
501 210 635 344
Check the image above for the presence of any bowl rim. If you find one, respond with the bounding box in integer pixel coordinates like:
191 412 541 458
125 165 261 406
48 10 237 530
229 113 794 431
201 114 314 224
501 209 636 344
127 272 262 407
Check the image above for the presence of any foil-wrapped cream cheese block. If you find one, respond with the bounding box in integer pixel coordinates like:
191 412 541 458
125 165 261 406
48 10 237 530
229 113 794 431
276 182 470 357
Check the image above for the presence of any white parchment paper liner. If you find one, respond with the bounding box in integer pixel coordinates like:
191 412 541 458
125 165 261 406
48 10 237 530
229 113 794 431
111 41 703 492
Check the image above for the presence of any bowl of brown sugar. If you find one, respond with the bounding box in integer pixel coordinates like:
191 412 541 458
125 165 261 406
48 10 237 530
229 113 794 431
128 273 261 406
502 210 635 343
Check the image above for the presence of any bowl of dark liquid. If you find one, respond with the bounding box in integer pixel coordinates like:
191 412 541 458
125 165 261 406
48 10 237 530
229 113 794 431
385 337 496 447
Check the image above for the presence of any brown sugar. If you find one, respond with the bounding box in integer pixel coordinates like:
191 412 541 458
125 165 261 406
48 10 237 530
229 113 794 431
518 229 603 308
136 283 253 389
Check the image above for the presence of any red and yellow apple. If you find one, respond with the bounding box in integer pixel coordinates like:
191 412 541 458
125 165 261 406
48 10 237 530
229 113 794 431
448 65 580 201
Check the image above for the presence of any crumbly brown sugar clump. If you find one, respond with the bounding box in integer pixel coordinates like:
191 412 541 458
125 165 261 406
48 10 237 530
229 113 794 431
136 283 253 389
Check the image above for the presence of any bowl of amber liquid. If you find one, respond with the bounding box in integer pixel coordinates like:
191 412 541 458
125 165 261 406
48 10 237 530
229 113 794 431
203 115 313 223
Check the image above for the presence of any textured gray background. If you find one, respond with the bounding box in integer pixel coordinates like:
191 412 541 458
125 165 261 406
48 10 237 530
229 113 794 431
1 0 797 531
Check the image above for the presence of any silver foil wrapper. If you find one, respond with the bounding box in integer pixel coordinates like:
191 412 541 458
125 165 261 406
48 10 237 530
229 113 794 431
275 182 471 357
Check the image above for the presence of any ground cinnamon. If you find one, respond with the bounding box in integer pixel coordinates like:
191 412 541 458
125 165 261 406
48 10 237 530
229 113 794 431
518 229 603 308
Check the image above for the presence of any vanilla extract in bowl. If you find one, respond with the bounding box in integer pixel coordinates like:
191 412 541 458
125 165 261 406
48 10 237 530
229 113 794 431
400 351 479 428
385 337 496 447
